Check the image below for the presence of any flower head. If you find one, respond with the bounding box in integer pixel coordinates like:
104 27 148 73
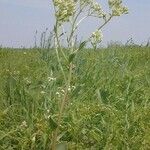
108 0 128 16
91 30 103 43
54 0 76 24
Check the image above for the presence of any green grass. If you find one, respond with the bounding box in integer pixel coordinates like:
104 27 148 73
0 45 150 149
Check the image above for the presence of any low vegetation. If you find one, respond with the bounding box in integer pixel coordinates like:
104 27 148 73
0 45 150 149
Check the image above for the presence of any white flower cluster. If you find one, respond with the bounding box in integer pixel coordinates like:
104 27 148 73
108 0 128 16
20 120 27 128
56 85 76 97
80 0 92 6
53 0 76 24
90 1 106 18
44 109 51 119
53 0 107 24
47 76 56 82
52 0 128 46
91 30 103 44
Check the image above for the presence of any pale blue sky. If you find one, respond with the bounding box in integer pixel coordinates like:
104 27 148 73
0 0 150 47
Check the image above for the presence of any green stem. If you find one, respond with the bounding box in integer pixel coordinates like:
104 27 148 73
68 5 86 48
54 19 67 83
51 63 73 150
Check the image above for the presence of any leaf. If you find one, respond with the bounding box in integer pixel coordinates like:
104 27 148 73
78 41 86 51
96 89 102 104
54 25 57 33
57 132 67 141
68 52 76 63
48 117 58 131
90 130 101 142
100 89 109 104
68 41 86 63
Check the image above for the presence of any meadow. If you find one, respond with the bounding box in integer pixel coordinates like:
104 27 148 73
0 45 150 149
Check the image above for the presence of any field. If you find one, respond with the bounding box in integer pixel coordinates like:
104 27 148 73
0 45 150 149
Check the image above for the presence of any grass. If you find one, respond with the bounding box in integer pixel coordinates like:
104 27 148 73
0 45 150 149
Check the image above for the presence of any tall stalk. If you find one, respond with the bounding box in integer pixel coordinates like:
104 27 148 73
50 0 128 149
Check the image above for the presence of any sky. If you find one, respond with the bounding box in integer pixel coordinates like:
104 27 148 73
0 0 150 47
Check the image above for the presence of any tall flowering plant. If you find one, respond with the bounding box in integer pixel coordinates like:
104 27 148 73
51 0 128 149
52 0 128 48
